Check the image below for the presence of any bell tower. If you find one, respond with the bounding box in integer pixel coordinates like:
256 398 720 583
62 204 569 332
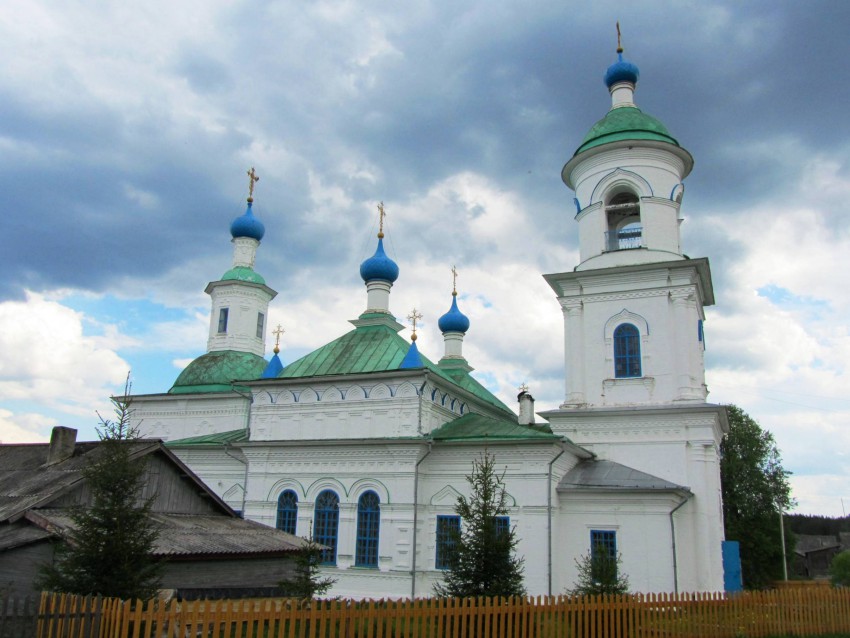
541 36 728 593
546 40 712 408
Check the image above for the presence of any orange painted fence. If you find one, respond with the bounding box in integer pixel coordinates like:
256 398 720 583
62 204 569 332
36 587 850 638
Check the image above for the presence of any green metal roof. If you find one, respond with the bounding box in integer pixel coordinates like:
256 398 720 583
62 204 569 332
440 368 512 413
165 429 249 446
169 350 268 394
575 106 679 155
431 413 557 441
220 266 266 285
278 323 513 415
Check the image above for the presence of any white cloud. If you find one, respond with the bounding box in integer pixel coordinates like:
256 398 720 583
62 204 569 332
0 292 129 432
0 409 54 444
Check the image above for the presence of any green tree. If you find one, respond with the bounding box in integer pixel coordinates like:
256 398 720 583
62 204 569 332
278 533 336 600
720 404 794 589
37 381 163 599
568 545 630 596
830 550 850 587
434 451 525 598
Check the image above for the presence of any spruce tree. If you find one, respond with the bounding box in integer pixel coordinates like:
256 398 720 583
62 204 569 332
278 531 336 601
37 381 163 599
567 546 630 596
434 451 525 598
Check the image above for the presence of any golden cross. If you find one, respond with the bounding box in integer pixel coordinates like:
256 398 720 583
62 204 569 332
247 167 260 202
519 382 529 394
377 201 386 238
407 308 423 341
451 265 458 295
616 21 623 53
272 324 284 353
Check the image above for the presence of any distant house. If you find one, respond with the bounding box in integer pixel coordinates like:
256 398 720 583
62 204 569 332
0 426 307 598
792 534 846 579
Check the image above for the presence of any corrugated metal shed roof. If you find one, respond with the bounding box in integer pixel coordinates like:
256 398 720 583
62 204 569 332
0 440 160 522
29 509 307 557
432 413 557 441
558 460 689 493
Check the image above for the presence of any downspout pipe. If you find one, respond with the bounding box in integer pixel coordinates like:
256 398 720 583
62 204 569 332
229 383 254 516
669 492 692 594
411 376 431 598
547 446 565 596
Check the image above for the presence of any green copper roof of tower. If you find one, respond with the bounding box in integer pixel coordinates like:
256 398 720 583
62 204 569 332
169 350 268 394
220 266 266 285
575 106 679 155
278 323 513 415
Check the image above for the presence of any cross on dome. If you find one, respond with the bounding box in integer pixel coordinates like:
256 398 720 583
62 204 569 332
407 308 423 341
247 167 260 202
272 324 284 354
377 201 387 238
519 382 529 394
451 265 458 296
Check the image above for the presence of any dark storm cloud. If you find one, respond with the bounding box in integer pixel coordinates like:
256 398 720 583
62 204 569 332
2 1 847 303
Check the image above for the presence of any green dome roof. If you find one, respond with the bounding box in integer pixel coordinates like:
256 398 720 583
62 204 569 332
575 106 679 155
169 350 268 394
220 266 266 285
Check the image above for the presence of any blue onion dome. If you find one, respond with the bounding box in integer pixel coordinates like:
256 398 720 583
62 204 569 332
230 201 265 241
359 237 399 283
438 293 470 334
604 51 639 88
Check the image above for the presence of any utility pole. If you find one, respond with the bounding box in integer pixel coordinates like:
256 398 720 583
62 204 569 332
779 508 788 581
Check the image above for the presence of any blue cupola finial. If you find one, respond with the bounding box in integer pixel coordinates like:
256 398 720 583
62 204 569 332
438 293 470 334
230 168 265 240
438 266 470 334
359 202 399 283
230 201 266 241
604 22 639 89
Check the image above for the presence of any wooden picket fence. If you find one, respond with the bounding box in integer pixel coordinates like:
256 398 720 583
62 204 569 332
34 587 850 638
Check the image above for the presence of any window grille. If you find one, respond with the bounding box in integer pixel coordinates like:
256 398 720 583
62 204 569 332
314 490 340 565
436 515 461 570
276 490 298 535
355 491 380 567
614 323 641 378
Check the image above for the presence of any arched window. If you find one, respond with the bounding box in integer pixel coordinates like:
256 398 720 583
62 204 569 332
355 491 380 568
314 490 340 565
276 490 298 535
614 323 642 378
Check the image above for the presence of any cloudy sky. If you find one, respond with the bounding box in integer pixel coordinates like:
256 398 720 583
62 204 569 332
2 1 849 516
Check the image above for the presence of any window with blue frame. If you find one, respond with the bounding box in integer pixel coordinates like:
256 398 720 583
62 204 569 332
613 323 641 378
355 491 380 568
436 515 461 570
590 530 618 579
495 516 510 538
314 490 340 565
217 307 229 333
276 490 298 535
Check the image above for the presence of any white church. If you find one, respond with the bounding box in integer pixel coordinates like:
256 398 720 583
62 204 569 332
132 43 729 597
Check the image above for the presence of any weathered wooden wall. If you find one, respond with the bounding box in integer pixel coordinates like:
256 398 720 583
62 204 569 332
160 555 296 590
0 540 52 596
44 451 221 515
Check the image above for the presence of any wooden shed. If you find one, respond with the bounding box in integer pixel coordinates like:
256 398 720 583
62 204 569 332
0 427 306 598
